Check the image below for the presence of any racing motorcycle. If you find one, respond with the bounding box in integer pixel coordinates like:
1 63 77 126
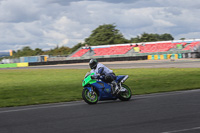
82 72 132 104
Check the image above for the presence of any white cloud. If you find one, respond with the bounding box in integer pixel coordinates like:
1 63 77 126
176 32 200 40
0 0 200 52
0 0 40 23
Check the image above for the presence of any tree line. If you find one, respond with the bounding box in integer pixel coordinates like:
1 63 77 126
12 46 72 57
10 24 175 58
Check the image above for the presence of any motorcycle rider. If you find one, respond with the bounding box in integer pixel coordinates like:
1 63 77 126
89 59 119 94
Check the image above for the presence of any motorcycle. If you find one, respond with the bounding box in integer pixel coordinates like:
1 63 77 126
82 72 132 104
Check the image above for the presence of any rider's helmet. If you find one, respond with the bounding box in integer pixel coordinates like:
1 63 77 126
89 59 98 69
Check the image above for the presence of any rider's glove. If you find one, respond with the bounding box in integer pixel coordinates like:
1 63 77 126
91 75 95 79
96 73 100 78
91 73 100 79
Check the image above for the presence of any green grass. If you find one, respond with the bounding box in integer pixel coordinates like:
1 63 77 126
0 68 200 107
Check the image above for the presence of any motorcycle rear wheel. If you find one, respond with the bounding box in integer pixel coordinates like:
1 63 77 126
118 84 132 101
82 89 98 104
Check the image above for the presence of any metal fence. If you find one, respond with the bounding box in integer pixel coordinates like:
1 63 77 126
1 55 48 64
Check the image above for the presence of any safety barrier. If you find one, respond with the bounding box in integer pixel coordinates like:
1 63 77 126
1 52 198 67
29 56 148 66
0 63 29 68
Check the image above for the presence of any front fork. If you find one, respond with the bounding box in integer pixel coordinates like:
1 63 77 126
116 75 129 94
111 82 122 94
116 82 122 94
90 86 95 95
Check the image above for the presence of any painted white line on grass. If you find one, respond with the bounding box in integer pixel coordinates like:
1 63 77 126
162 126 200 133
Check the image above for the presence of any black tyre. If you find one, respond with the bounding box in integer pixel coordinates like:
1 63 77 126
118 84 132 101
82 89 98 104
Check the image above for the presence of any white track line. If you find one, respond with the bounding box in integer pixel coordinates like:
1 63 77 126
162 126 200 133
0 89 200 114
0 101 84 114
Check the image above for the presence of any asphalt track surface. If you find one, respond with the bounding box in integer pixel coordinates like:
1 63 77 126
0 59 200 133
0 89 200 133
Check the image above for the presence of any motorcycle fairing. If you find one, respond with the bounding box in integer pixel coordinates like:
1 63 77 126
82 73 96 86
116 75 125 82
85 81 117 100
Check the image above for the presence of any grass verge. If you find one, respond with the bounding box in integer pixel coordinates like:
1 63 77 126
0 68 200 107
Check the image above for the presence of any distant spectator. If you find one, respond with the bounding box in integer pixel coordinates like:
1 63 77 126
85 44 89 49
190 46 193 51
193 46 197 52
134 46 140 52
173 45 176 49
89 46 92 52
135 44 138 47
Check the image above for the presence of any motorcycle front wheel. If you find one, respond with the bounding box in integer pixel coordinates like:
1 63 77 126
118 84 132 101
82 89 98 104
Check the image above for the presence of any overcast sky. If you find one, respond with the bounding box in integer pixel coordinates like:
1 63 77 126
0 0 200 52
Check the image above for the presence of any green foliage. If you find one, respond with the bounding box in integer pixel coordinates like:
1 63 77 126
85 24 129 46
180 38 186 40
15 46 35 57
130 32 174 43
12 46 71 57
43 46 71 56
35 48 43 55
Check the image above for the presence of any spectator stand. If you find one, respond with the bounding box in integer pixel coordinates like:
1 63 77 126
182 41 200 51
93 45 133 56
68 39 200 60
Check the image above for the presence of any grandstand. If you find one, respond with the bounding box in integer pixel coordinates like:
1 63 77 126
182 41 200 51
93 45 134 56
69 39 200 58
71 48 90 57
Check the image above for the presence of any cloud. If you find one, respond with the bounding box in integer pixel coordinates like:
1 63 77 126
0 0 200 52
0 0 40 23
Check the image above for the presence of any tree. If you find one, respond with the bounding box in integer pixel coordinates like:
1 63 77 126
34 48 43 55
43 46 71 56
130 33 174 43
159 33 174 41
85 24 129 46
180 38 185 41
12 46 35 57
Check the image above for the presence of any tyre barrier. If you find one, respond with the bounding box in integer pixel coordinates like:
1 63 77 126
148 54 180 60
148 52 200 60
